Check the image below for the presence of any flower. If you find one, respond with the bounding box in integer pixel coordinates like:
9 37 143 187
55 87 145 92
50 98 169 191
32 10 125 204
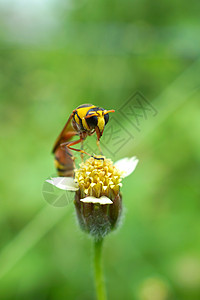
46 156 139 239
46 156 138 201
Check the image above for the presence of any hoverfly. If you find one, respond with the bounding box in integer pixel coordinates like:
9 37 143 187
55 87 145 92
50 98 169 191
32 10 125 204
52 104 115 177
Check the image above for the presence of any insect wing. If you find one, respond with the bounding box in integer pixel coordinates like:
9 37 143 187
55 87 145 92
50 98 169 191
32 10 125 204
52 113 75 153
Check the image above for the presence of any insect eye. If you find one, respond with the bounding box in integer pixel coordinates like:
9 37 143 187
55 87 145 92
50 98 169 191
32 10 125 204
86 115 98 128
104 113 109 125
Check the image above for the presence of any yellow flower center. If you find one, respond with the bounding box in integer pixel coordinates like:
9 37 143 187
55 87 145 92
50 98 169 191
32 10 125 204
75 156 122 198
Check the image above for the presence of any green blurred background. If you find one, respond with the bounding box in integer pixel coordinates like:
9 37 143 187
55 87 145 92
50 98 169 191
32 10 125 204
0 0 200 299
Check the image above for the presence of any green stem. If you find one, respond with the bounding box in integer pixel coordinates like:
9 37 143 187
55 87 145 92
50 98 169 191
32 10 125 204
93 238 107 300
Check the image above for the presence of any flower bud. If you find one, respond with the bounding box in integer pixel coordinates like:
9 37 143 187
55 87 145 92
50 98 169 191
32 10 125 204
74 156 123 239
74 190 122 239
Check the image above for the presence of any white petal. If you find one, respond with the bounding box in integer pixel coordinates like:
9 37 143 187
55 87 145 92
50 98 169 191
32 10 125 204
114 156 139 177
99 196 113 204
46 177 79 191
80 196 113 205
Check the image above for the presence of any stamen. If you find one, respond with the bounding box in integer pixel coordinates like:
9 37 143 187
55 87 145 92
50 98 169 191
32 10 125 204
75 156 122 198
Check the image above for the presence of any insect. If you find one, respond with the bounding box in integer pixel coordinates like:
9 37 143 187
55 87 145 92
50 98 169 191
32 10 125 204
52 104 115 176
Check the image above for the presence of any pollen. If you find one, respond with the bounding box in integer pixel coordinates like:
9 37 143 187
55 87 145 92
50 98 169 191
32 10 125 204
74 156 122 198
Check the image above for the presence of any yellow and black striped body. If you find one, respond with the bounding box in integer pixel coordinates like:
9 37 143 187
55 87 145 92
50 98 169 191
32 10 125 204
52 103 114 177
72 104 96 133
54 146 75 177
72 104 110 136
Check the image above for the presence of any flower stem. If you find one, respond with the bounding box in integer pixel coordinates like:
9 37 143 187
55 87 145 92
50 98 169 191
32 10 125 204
93 238 107 300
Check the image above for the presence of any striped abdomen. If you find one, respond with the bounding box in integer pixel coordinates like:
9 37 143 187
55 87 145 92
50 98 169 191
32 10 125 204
54 145 75 177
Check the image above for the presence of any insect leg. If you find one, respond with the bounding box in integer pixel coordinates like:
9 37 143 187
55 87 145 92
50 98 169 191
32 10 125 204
81 140 84 162
61 138 92 158
61 139 104 160
96 140 103 155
